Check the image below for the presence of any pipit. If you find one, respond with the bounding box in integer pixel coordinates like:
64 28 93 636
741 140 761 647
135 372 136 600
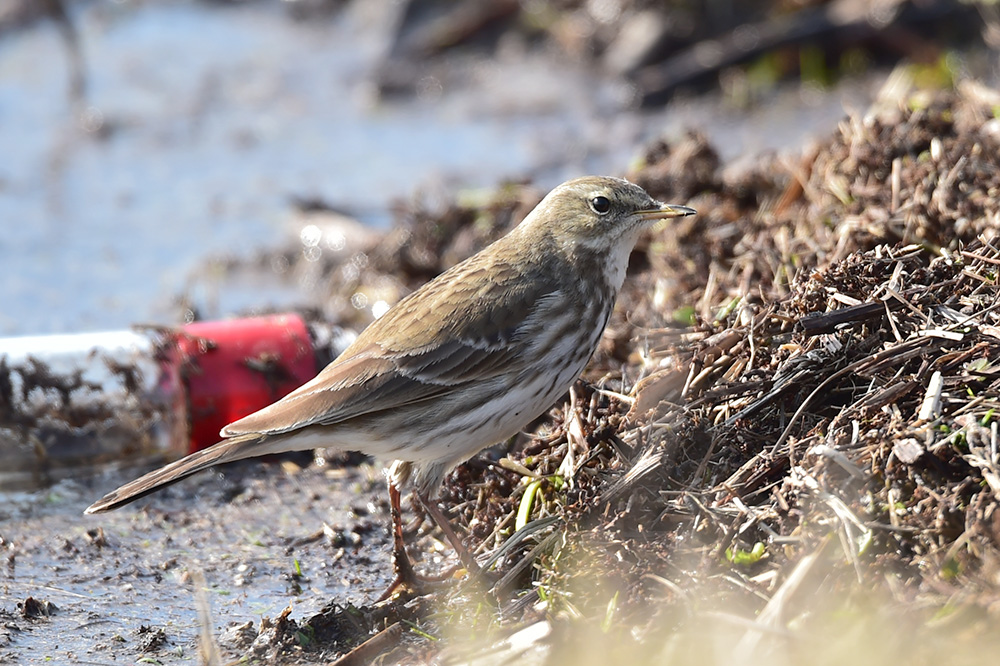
85 176 695 592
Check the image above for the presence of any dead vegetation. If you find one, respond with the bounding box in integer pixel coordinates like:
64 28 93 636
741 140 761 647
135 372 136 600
260 74 1000 664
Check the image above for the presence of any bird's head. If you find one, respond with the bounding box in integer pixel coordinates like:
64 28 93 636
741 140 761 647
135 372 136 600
522 176 696 252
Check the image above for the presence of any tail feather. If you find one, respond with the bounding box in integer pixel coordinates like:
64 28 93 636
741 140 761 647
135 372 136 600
84 433 269 514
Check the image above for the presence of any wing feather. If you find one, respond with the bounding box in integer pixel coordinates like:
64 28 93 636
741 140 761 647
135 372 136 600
223 243 561 437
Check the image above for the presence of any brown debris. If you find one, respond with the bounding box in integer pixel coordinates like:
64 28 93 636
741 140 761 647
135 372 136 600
182 77 1000 664
368 78 1000 662
17 597 56 619
227 77 1000 665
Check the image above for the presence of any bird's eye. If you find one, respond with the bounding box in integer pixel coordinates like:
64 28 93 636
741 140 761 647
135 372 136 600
589 196 611 214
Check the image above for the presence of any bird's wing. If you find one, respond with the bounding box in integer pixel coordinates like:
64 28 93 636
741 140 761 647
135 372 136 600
223 254 560 436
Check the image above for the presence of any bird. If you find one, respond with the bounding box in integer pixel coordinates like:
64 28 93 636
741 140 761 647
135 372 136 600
85 176 695 592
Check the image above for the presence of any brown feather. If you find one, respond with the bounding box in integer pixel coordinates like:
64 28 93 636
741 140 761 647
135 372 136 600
222 233 558 437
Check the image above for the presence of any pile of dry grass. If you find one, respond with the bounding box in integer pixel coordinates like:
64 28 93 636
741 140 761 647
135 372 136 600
435 75 1000 662
258 75 1000 664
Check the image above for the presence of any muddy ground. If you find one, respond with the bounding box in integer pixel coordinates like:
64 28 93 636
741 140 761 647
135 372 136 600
3 1 1000 665
1 459 401 663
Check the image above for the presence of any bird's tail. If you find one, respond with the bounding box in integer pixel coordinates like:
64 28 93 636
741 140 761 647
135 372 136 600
84 432 269 514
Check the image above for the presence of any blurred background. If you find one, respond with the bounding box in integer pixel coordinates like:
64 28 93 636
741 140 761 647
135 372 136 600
0 0 995 336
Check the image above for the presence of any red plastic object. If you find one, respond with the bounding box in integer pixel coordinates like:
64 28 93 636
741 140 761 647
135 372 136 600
173 314 317 453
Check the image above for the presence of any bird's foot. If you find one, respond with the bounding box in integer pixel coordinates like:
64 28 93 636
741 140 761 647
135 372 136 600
377 556 461 602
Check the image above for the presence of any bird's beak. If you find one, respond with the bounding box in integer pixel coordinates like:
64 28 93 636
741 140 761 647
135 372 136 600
637 203 697 221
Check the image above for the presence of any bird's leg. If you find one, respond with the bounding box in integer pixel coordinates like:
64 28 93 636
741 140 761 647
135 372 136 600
414 492 481 576
403 493 427 538
380 480 418 599
379 482 462 601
